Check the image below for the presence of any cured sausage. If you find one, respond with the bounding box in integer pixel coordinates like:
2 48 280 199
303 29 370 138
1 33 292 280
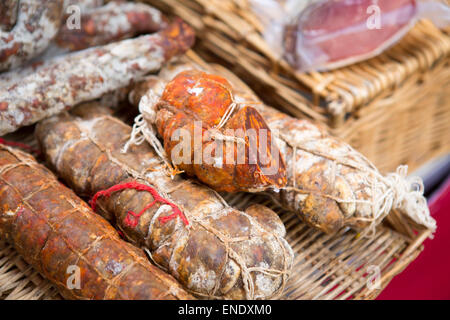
0 144 193 300
127 69 287 192
0 19 195 136
64 0 104 12
0 0 64 71
0 0 19 32
56 1 168 51
36 104 294 300
128 60 436 235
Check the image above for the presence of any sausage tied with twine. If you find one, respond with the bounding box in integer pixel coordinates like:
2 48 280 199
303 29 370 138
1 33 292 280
125 69 287 192
0 144 193 300
127 58 436 235
36 103 294 300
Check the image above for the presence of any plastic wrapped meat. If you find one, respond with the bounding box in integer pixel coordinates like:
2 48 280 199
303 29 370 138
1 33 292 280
284 0 417 70
249 0 450 71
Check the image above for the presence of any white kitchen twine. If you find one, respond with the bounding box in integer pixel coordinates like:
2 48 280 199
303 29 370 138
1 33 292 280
380 165 436 232
122 91 178 178
124 88 248 170
124 79 436 237
359 164 437 236
216 101 237 129
287 139 437 237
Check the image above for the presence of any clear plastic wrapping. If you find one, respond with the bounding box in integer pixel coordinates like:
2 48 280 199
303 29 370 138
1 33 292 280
249 0 450 72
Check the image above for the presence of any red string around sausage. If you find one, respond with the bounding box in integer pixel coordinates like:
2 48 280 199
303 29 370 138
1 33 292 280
89 181 189 228
0 138 41 156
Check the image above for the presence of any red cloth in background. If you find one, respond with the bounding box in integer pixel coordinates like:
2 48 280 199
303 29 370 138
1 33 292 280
377 177 450 300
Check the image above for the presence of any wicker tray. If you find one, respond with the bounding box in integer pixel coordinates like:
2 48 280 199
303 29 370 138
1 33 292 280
0 54 433 300
0 195 430 300
145 0 450 174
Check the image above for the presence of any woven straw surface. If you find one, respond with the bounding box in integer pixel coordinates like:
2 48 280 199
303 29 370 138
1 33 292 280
145 0 450 173
0 55 433 300
0 198 429 300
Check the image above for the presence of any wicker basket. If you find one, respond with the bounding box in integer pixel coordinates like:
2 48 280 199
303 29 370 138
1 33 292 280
145 0 450 173
0 54 434 300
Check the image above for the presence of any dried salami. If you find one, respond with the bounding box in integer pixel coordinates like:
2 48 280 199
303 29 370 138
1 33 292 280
0 144 193 300
36 104 294 300
128 60 436 235
0 0 64 72
56 1 168 51
0 19 194 136
127 69 287 192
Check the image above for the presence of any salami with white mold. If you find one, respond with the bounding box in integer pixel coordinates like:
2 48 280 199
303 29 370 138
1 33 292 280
0 19 194 136
0 0 19 32
56 1 168 51
0 0 64 72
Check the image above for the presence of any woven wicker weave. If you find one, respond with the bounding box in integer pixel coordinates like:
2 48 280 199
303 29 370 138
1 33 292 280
0 199 429 300
0 55 433 300
145 0 450 173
